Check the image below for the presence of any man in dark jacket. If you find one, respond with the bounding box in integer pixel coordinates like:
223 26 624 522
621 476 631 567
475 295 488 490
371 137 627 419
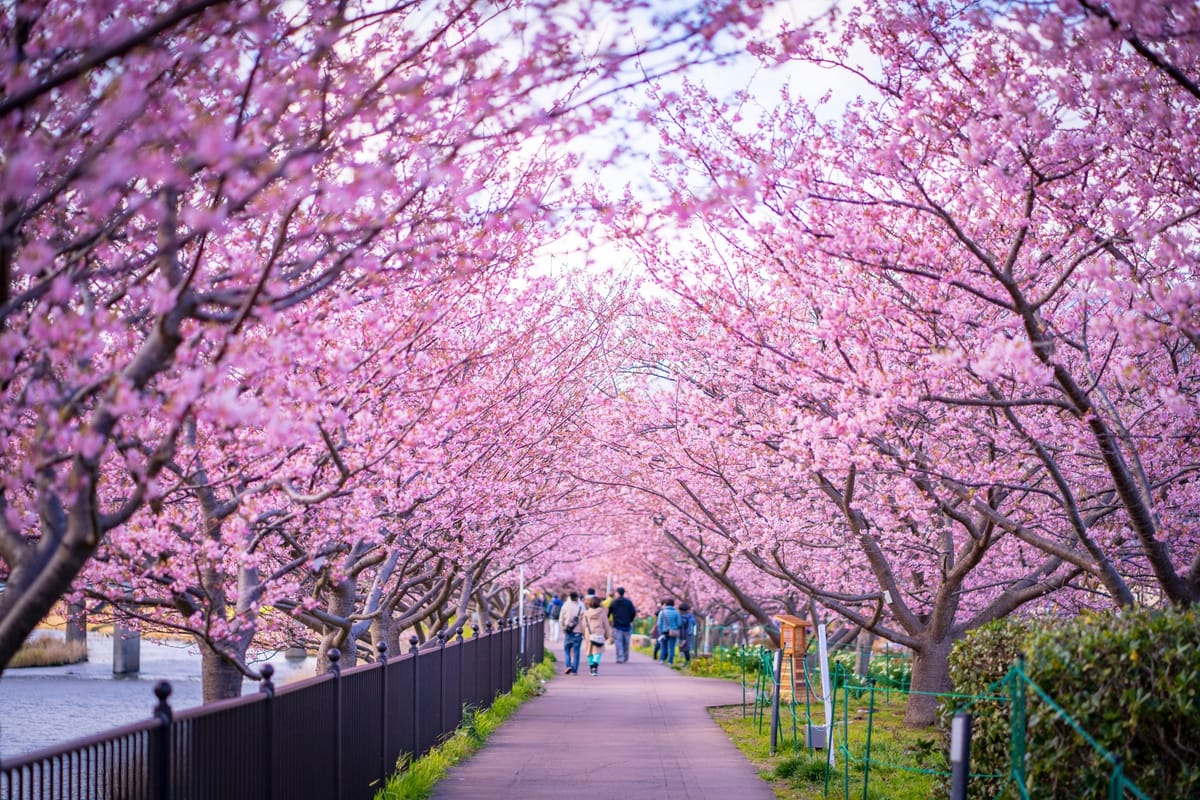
607 587 637 663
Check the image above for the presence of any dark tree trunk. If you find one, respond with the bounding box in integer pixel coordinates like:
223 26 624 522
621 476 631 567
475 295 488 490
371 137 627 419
855 631 875 679
199 641 244 702
903 636 954 727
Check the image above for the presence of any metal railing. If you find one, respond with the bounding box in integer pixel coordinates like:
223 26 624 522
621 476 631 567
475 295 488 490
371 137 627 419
1 616 544 800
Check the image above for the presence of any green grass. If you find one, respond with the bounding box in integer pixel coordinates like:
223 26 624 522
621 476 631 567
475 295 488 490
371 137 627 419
710 695 945 800
374 657 555 800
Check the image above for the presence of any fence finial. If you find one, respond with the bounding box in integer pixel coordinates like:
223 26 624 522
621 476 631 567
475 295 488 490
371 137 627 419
260 663 276 697
153 681 173 723
377 639 388 663
329 647 342 676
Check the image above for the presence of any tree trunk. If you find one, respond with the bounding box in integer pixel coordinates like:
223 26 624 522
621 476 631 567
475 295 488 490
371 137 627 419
903 636 953 727
855 631 875 679
199 641 243 702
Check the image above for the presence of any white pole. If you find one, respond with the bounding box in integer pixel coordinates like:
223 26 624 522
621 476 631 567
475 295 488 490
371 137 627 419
519 564 526 661
704 615 713 655
606 574 612 596
818 623 835 768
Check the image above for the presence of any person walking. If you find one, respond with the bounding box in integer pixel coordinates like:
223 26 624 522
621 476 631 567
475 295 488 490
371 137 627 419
580 595 612 676
559 591 584 674
548 593 564 643
678 602 698 664
656 599 683 665
651 599 665 660
607 587 637 663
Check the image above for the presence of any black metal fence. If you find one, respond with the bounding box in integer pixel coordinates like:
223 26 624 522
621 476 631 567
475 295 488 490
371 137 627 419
1 616 544 800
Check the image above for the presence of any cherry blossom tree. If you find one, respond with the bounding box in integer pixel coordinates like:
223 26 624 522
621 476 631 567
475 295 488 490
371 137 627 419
593 0 1199 723
0 0 764 676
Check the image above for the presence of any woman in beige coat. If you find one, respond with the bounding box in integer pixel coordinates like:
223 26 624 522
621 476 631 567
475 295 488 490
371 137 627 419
580 595 612 676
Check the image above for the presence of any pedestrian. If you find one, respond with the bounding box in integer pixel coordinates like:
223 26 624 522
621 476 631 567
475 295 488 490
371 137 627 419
651 599 664 660
580 595 612 676
548 593 564 642
678 602 697 664
559 591 584 674
607 587 637 663
656 599 683 665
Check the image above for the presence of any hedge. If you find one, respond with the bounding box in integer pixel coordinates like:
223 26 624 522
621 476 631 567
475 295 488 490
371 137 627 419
1023 606 1200 799
940 617 1037 800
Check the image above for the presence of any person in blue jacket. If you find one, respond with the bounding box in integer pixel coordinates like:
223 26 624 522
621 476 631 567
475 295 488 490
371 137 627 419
656 599 683 665
677 602 698 664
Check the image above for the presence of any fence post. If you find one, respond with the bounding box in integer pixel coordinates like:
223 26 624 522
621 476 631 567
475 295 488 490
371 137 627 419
437 631 447 738
329 647 342 800
377 640 388 786
769 648 783 755
151 681 173 800
1109 755 1124 800
862 678 876 800
456 630 465 718
261 664 276 800
409 636 420 755
1011 657 1027 792
485 621 494 702
950 712 973 800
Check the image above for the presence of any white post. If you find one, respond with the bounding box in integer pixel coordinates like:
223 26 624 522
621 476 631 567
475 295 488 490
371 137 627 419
818 623 835 768
606 574 612 596
518 564 526 661
704 615 713 655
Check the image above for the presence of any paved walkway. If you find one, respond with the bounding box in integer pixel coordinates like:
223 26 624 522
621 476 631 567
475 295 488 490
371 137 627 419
432 643 775 800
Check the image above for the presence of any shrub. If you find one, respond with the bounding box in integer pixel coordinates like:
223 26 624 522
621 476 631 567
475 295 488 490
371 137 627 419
772 753 828 783
1023 606 1200 799
10 636 88 668
939 616 1038 800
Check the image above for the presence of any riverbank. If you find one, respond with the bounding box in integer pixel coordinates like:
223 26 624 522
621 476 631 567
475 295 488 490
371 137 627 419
0 631 316 760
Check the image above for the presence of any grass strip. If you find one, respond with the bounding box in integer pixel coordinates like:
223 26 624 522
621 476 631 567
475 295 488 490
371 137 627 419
709 698 942 800
375 655 556 800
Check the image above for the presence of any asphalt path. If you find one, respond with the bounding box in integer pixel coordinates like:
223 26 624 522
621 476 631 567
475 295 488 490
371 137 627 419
432 641 775 800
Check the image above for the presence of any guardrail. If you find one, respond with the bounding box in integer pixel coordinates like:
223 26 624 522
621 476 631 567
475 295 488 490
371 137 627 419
1 616 544 800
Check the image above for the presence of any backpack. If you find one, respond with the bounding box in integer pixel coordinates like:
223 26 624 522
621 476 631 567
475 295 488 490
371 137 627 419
563 607 581 633
549 599 562 620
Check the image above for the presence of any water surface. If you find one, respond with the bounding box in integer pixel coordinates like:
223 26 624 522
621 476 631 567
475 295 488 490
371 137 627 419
0 633 315 760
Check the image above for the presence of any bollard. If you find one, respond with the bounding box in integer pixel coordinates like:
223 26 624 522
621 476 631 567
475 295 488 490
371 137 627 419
950 712 973 800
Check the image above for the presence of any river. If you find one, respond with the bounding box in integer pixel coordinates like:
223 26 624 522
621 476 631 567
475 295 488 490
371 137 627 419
0 632 316 761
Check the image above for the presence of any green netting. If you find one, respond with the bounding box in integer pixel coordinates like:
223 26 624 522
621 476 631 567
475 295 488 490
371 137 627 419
739 646 1153 800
